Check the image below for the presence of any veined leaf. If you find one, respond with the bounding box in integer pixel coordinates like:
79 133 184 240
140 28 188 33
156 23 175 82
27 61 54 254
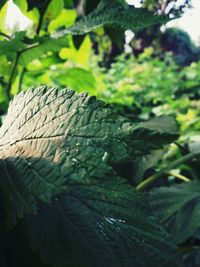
53 0 171 37
0 87 177 225
150 180 200 244
27 179 184 267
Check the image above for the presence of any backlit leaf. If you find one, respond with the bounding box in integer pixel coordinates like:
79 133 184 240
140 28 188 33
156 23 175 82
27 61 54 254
54 0 171 37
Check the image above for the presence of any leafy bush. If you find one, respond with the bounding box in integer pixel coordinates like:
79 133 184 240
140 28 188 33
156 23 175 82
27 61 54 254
0 0 200 267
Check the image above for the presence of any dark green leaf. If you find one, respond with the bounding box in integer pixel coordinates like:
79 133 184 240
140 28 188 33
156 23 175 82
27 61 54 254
53 0 171 37
150 180 200 244
27 180 184 267
0 87 177 225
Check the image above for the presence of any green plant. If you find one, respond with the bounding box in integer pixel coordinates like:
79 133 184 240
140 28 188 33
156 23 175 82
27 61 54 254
1 0 200 266
0 86 183 267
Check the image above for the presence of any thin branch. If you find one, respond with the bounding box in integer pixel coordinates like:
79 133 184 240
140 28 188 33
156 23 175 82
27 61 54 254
18 67 26 93
6 52 20 101
136 151 200 191
0 32 11 39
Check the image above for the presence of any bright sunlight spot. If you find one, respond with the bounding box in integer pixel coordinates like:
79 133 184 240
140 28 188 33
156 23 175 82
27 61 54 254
126 0 142 7
126 0 200 44
5 0 32 31
167 0 200 44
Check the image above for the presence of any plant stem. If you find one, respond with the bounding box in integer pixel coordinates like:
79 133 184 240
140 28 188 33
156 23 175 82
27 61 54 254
36 0 51 35
0 32 11 39
6 52 20 101
167 170 190 182
18 67 26 93
136 151 200 191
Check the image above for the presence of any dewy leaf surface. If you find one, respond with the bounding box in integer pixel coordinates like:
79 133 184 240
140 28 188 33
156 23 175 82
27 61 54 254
53 0 170 37
150 180 200 244
27 179 184 267
0 86 177 224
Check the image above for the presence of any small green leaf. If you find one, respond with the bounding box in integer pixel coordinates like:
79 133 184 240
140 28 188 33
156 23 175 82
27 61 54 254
48 9 77 33
44 0 64 20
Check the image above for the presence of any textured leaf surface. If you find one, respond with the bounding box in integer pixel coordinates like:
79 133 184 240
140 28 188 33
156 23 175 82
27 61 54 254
150 180 200 244
53 0 170 37
0 87 178 225
27 179 184 267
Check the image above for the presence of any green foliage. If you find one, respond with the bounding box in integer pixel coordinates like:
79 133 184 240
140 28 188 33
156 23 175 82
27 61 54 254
150 180 200 244
27 180 183 267
54 0 170 36
0 0 200 266
0 31 26 57
0 87 183 266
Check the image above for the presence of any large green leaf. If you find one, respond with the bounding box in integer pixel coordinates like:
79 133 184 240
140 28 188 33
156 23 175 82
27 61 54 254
150 180 200 244
0 87 177 225
53 0 171 37
26 179 184 267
